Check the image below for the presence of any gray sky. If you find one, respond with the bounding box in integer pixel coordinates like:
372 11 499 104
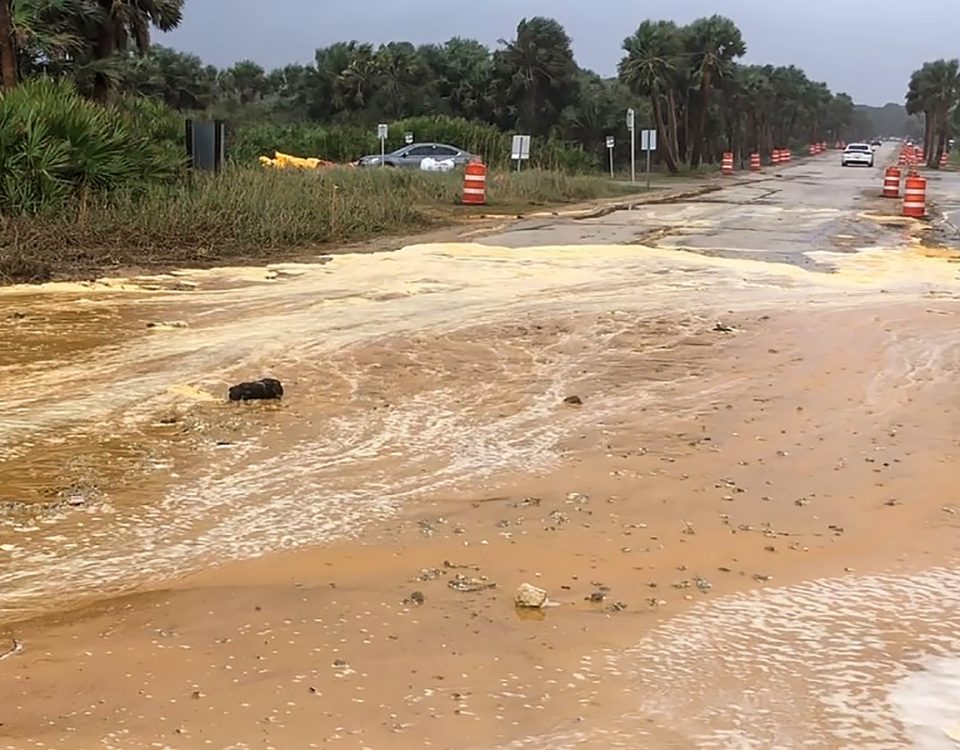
159 0 958 106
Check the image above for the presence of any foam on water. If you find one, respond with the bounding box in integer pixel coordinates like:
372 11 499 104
495 566 960 749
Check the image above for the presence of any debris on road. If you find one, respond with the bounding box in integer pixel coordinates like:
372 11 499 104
514 583 548 608
227 378 284 401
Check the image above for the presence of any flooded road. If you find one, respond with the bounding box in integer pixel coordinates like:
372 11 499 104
2 148 960 749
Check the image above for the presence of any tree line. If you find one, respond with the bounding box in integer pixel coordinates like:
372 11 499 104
0 1 872 170
906 59 960 168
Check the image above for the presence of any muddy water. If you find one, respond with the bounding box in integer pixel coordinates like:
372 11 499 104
1 240 959 748
0 243 856 621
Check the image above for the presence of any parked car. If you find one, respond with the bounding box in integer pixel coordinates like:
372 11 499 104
841 143 875 167
357 142 475 168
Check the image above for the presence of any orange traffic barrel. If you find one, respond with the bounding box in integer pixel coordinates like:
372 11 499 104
903 175 926 218
808 144 817 156
750 152 761 171
462 161 487 205
940 151 949 168
784 149 792 163
721 151 734 175
772 149 781 165
882 166 901 198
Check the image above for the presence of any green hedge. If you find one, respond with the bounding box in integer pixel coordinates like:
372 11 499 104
228 115 597 172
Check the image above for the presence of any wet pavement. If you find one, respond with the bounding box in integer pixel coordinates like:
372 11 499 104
480 145 913 268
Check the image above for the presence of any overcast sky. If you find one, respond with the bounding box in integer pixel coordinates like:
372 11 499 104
158 0 959 106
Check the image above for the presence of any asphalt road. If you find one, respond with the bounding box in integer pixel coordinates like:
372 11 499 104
481 144 940 268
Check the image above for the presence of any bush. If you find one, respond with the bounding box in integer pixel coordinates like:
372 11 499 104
228 115 600 172
0 78 185 214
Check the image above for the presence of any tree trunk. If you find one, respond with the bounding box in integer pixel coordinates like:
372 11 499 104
0 0 17 90
666 87 681 166
690 69 712 169
91 23 117 102
651 91 679 173
923 111 935 164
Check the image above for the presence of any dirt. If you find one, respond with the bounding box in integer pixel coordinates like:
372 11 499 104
0 235 958 748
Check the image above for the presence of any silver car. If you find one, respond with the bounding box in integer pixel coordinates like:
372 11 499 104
357 142 475 168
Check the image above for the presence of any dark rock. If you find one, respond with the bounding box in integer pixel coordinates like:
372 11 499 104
228 378 284 401
405 591 425 606
563 395 583 405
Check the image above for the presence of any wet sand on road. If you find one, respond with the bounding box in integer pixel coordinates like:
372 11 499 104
2 147 960 749
1 239 959 748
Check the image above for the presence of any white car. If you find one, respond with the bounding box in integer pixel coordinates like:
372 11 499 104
841 143 875 167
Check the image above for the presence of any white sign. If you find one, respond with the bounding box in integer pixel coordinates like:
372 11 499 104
511 134 531 160
377 123 388 140
605 135 615 149
626 108 635 130
404 131 414 145
641 129 657 152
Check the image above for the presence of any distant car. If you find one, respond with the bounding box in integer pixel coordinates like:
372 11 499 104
357 143 475 168
841 143 875 167
870 139 882 150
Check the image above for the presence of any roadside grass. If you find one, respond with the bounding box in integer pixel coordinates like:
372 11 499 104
0 167 648 283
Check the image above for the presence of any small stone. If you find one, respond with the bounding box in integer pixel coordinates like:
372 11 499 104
405 591 425 606
514 583 548 609
563 395 583 406
586 591 606 603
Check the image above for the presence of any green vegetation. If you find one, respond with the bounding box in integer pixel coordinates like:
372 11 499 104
0 2 878 282
0 167 639 282
906 59 960 169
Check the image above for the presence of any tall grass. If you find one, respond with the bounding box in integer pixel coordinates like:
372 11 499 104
230 116 598 172
1 167 636 282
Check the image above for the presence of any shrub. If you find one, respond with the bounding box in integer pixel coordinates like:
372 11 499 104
0 78 185 214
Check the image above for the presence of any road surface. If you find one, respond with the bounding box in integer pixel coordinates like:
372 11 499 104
1 145 959 749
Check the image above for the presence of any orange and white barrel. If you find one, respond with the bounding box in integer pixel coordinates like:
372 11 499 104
809 144 817 156
721 151 734 175
903 175 926 218
772 149 781 165
882 166 901 198
462 161 487 205
750 152 761 171
940 151 949 168
784 149 792 163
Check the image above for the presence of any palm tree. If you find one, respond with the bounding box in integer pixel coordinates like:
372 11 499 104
906 59 960 168
685 15 745 167
619 20 684 172
494 17 579 137
86 0 183 101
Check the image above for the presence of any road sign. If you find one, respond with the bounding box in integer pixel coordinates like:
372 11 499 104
626 108 635 130
641 130 657 190
511 135 531 171
404 131 414 145
605 135 615 149
627 109 637 184
605 135 615 177
377 124 388 166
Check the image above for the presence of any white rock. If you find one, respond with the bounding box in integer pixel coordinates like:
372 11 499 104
515 583 548 608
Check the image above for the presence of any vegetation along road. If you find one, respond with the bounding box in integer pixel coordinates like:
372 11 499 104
1 2 960 749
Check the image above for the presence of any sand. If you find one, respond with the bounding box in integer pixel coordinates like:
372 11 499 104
1 240 959 749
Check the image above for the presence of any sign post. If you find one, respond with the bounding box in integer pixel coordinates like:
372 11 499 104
404 131 414 145
626 109 636 184
511 134 531 172
605 135 615 177
641 129 657 190
377 123 388 166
